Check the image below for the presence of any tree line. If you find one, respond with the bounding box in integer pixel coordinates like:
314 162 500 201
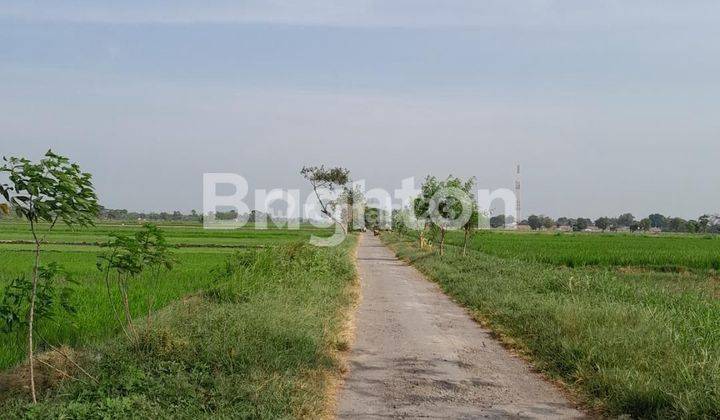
519 213 720 233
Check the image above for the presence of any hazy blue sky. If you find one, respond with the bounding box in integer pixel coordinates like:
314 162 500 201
1 1 719 218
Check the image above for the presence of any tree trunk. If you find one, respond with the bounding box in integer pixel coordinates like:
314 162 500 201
439 228 446 256
28 242 40 403
463 230 469 256
120 282 136 340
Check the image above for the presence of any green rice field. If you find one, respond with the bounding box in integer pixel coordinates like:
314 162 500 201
0 220 333 371
445 230 720 271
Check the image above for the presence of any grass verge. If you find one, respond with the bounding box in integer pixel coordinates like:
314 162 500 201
383 233 720 419
1 237 358 419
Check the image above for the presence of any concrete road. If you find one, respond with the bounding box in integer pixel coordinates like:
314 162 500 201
336 234 586 419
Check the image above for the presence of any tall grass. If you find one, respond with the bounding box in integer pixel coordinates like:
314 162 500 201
1 239 357 418
384 233 720 418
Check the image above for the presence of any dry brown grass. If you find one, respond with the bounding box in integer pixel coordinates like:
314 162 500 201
0 346 84 399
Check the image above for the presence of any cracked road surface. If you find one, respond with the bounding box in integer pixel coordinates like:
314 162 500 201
336 234 586 419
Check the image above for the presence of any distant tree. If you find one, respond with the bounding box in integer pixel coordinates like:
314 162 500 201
364 206 380 230
573 218 591 231
0 150 99 403
556 217 570 227
216 209 238 221
413 176 440 249
341 185 365 231
608 217 619 230
639 218 652 231
698 214 711 232
527 215 541 230
709 215 720 234
391 208 412 234
648 213 666 229
686 219 699 233
490 214 506 228
666 217 688 232
541 216 555 229
594 217 610 231
301 166 351 234
617 213 635 227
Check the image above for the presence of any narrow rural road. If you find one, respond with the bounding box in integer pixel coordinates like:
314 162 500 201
336 234 586 419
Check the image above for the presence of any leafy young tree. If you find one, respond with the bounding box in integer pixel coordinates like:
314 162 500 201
0 150 99 403
0 263 76 335
300 166 351 234
415 175 475 256
391 208 412 234
97 224 174 343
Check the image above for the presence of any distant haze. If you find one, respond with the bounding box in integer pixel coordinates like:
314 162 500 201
1 1 719 219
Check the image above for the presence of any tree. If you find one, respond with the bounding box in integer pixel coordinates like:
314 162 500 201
97 224 174 342
594 217 610 231
527 215 542 230
541 216 555 230
301 166 351 234
699 214 711 232
573 218 591 231
666 217 687 233
415 175 475 256
391 208 412 234
462 204 480 256
0 150 99 403
639 218 652 231
648 213 666 229
617 213 635 227
413 176 439 250
556 217 570 227
490 214 506 228
341 185 365 231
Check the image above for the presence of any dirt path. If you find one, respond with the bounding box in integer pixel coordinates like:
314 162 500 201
336 234 586 419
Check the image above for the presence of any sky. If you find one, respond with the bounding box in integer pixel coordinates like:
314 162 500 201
1 1 719 219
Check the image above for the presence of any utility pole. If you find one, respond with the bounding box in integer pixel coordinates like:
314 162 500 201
515 164 522 227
